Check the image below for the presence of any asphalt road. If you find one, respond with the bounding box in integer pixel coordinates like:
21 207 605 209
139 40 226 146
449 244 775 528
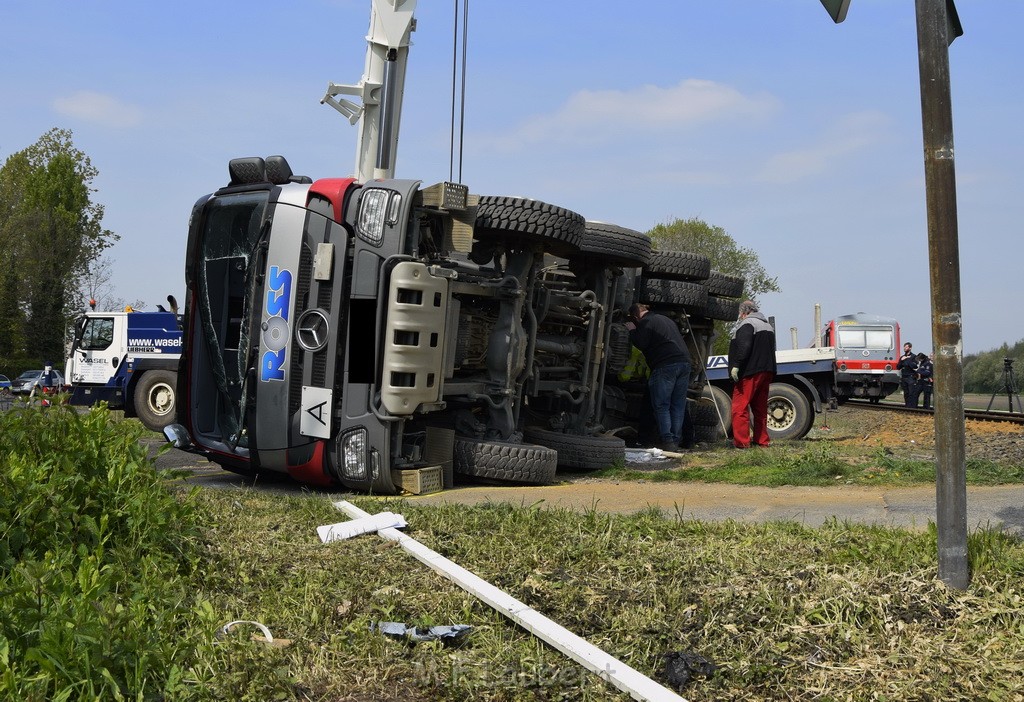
151 439 1024 537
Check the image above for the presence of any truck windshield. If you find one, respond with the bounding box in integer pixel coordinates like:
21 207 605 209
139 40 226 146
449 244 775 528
196 191 269 444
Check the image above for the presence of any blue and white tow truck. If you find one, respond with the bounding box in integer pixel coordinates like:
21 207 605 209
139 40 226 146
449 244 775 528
65 300 182 431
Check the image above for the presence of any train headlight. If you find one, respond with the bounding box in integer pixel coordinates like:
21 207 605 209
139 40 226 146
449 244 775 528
839 363 848 372
340 428 368 479
884 363 893 371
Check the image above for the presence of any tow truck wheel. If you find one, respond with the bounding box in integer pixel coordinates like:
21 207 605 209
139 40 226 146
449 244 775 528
766 383 813 441
523 427 625 471
134 370 177 432
453 437 557 484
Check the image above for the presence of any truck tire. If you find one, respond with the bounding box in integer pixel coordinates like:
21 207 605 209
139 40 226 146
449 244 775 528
704 295 741 322
475 196 584 257
576 222 652 268
766 383 813 441
523 427 625 471
453 437 558 484
700 384 732 438
705 271 745 298
133 370 177 432
638 278 708 314
645 251 711 282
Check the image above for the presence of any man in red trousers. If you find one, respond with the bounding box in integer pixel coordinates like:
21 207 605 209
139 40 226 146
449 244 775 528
728 300 776 448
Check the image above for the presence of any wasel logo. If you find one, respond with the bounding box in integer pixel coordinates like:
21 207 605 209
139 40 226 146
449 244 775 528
261 265 293 381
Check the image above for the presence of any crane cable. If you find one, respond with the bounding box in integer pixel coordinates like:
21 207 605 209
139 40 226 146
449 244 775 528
449 0 469 183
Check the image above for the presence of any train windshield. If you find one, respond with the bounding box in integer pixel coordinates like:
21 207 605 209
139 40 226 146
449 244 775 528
837 328 893 350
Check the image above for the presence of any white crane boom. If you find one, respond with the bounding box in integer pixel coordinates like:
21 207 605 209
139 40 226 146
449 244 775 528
321 0 417 182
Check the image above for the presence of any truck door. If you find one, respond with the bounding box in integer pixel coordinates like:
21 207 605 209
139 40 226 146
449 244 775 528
70 315 127 385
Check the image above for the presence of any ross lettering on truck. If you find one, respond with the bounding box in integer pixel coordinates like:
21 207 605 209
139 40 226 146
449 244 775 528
260 265 293 382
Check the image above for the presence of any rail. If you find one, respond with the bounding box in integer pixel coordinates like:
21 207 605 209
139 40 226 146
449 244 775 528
844 398 1024 426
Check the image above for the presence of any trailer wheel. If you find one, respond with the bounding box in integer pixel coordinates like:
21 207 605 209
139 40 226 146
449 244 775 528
133 370 177 432
523 427 625 471
475 196 584 257
575 222 652 268
645 251 711 282
766 383 813 441
454 437 558 484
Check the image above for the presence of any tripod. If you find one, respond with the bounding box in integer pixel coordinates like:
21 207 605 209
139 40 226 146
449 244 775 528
986 358 1024 414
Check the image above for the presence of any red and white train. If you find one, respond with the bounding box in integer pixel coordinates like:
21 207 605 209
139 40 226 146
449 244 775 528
821 313 902 403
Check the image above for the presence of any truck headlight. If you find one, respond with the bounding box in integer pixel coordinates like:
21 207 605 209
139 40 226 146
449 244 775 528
356 189 400 247
340 428 368 480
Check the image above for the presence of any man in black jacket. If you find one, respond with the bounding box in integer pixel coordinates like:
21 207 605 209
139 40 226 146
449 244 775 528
728 301 776 448
897 342 919 407
626 303 691 451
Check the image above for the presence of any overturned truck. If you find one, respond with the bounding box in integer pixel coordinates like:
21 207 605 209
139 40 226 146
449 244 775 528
168 155 743 492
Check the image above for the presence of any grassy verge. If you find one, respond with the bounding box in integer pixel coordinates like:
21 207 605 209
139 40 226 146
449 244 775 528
593 440 1024 487
3 406 1023 700
188 491 1024 701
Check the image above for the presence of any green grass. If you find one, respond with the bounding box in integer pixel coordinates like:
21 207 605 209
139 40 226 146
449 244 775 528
3 406 1024 700
593 439 1024 487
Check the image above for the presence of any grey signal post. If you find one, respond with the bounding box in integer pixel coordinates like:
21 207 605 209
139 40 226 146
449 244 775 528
819 0 969 589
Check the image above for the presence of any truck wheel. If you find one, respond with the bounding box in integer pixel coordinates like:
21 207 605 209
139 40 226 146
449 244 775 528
703 295 741 322
638 278 708 314
523 427 625 471
766 383 813 441
134 370 177 432
645 251 711 282
700 384 732 438
475 196 585 257
453 437 558 484
705 270 745 298
576 222 652 268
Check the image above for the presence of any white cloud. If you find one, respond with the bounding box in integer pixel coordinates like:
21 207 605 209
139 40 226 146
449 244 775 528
476 79 779 153
52 91 144 128
755 110 890 184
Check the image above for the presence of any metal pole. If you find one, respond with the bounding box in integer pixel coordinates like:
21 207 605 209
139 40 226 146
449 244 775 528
915 0 969 588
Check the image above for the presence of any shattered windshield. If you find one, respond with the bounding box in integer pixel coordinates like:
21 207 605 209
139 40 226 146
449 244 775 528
197 191 269 443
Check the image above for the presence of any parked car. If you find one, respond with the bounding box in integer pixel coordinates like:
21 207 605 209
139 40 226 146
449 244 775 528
0 374 11 395
11 369 66 395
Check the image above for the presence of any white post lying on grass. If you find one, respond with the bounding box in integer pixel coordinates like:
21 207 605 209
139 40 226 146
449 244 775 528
329 500 688 702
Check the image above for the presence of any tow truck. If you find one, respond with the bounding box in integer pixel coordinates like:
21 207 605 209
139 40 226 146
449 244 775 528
65 297 182 431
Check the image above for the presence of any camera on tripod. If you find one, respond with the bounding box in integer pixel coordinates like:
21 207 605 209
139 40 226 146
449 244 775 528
1004 358 1014 371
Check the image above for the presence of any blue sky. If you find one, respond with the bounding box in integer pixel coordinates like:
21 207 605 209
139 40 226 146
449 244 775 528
2 0 1022 355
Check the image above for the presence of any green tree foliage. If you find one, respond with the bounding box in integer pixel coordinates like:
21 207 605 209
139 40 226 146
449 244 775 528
648 217 780 353
0 129 117 364
963 340 1024 395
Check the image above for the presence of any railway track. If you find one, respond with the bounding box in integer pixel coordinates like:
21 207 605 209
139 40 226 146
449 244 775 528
844 398 1024 426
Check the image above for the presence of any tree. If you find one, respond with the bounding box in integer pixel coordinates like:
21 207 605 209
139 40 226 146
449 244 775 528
0 128 118 362
647 217 780 353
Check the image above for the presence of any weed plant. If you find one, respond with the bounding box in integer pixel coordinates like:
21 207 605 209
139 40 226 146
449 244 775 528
0 405 291 700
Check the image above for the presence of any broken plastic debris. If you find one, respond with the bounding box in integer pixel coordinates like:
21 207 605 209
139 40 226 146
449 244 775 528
318 511 407 542
372 621 474 644
625 448 673 464
217 620 292 647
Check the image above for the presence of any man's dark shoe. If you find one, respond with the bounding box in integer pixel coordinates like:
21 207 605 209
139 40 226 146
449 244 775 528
659 442 681 452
